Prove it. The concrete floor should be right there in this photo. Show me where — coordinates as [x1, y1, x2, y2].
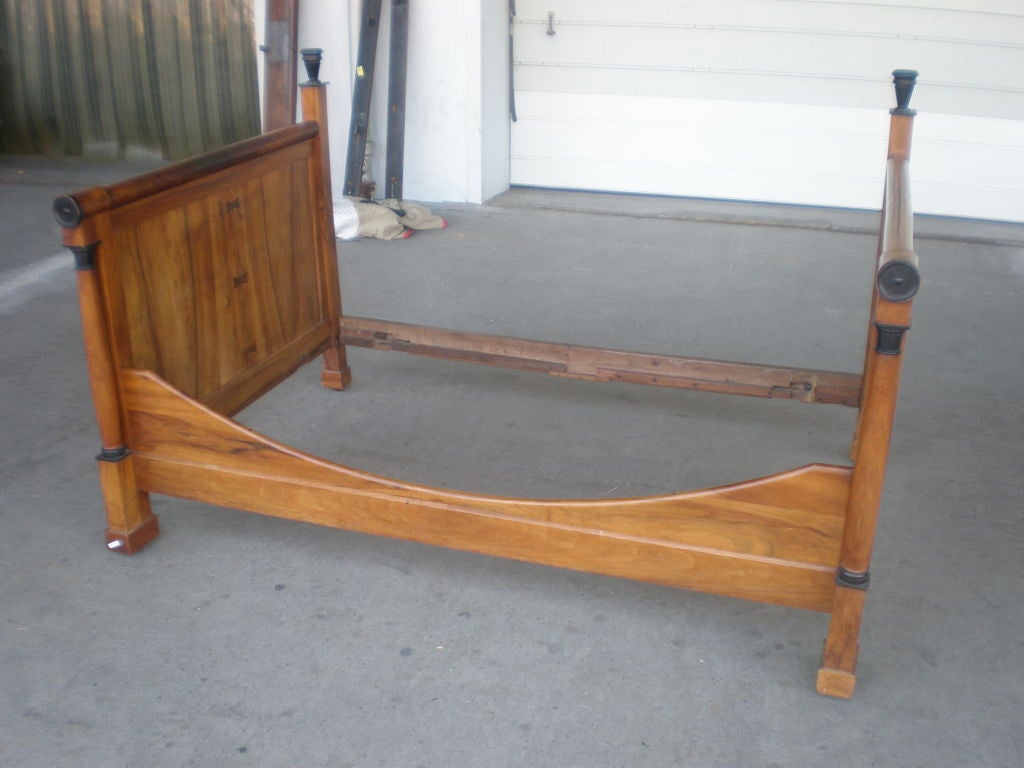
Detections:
[1, 155, 1022, 767]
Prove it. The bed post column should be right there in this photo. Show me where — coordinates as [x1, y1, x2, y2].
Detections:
[818, 70, 919, 698]
[301, 47, 353, 390]
[58, 222, 159, 554]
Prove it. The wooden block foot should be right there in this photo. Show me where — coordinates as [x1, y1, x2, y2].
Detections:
[321, 365, 352, 390]
[818, 584, 866, 698]
[320, 345, 352, 390]
[816, 667, 857, 699]
[104, 514, 160, 555]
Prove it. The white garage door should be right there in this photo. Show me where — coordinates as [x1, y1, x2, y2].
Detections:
[510, 0, 1024, 222]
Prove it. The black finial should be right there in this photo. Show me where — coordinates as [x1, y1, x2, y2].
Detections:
[891, 69, 918, 116]
[53, 194, 84, 228]
[877, 259, 920, 302]
[301, 48, 323, 84]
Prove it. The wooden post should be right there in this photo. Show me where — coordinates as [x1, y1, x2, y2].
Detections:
[64, 228, 158, 554]
[818, 70, 919, 697]
[850, 70, 917, 460]
[262, 0, 300, 131]
[300, 49, 353, 390]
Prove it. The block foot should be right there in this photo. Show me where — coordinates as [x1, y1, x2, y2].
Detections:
[321, 365, 352, 390]
[104, 514, 160, 555]
[818, 583, 865, 697]
[320, 344, 352, 390]
[817, 667, 857, 699]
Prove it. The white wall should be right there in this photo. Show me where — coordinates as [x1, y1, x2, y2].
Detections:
[294, 0, 359, 196]
[385, 0, 510, 203]
[253, 0, 510, 204]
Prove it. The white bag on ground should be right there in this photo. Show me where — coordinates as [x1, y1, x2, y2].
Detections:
[332, 196, 360, 240]
[333, 196, 446, 240]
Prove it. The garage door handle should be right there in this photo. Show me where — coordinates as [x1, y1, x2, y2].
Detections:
[546, 11, 556, 36]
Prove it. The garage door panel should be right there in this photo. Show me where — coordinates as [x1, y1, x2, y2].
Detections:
[519, 0, 1024, 41]
[512, 111, 884, 179]
[516, 67, 1024, 122]
[913, 113, 1024, 219]
[512, 1, 1024, 221]
[517, 24, 1024, 119]
[512, 155, 885, 210]
[515, 66, 890, 111]
[512, 93, 888, 209]
[515, 91, 887, 135]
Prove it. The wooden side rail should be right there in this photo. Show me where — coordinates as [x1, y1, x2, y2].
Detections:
[123, 368, 850, 613]
[340, 316, 863, 406]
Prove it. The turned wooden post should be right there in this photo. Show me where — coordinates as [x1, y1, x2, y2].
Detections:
[300, 48, 353, 390]
[818, 70, 920, 698]
[58, 221, 159, 554]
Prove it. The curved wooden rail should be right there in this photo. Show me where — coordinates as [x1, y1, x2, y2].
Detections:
[122, 369, 850, 613]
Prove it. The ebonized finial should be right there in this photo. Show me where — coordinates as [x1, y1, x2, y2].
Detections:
[877, 259, 920, 302]
[301, 48, 323, 84]
[53, 194, 84, 228]
[891, 69, 919, 116]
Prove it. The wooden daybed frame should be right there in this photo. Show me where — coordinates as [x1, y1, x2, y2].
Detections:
[56, 53, 922, 698]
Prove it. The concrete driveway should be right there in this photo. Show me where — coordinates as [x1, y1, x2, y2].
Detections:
[2, 154, 1022, 767]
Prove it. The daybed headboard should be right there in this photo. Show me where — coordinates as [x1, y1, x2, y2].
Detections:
[55, 81, 342, 417]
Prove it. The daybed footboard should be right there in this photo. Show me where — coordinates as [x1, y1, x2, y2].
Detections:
[57, 56, 923, 698]
[123, 368, 849, 612]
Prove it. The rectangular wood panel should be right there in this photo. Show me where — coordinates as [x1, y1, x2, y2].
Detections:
[95, 140, 331, 412]
[259, 160, 323, 339]
[132, 207, 198, 395]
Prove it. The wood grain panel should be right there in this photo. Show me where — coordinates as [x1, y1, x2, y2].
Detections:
[132, 206, 198, 394]
[104, 225, 159, 374]
[259, 160, 322, 339]
[147, 144, 312, 224]
[198, 323, 333, 416]
[93, 139, 330, 414]
[138, 455, 837, 611]
[220, 176, 288, 364]
[64, 124, 317, 222]
[183, 194, 227, 395]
